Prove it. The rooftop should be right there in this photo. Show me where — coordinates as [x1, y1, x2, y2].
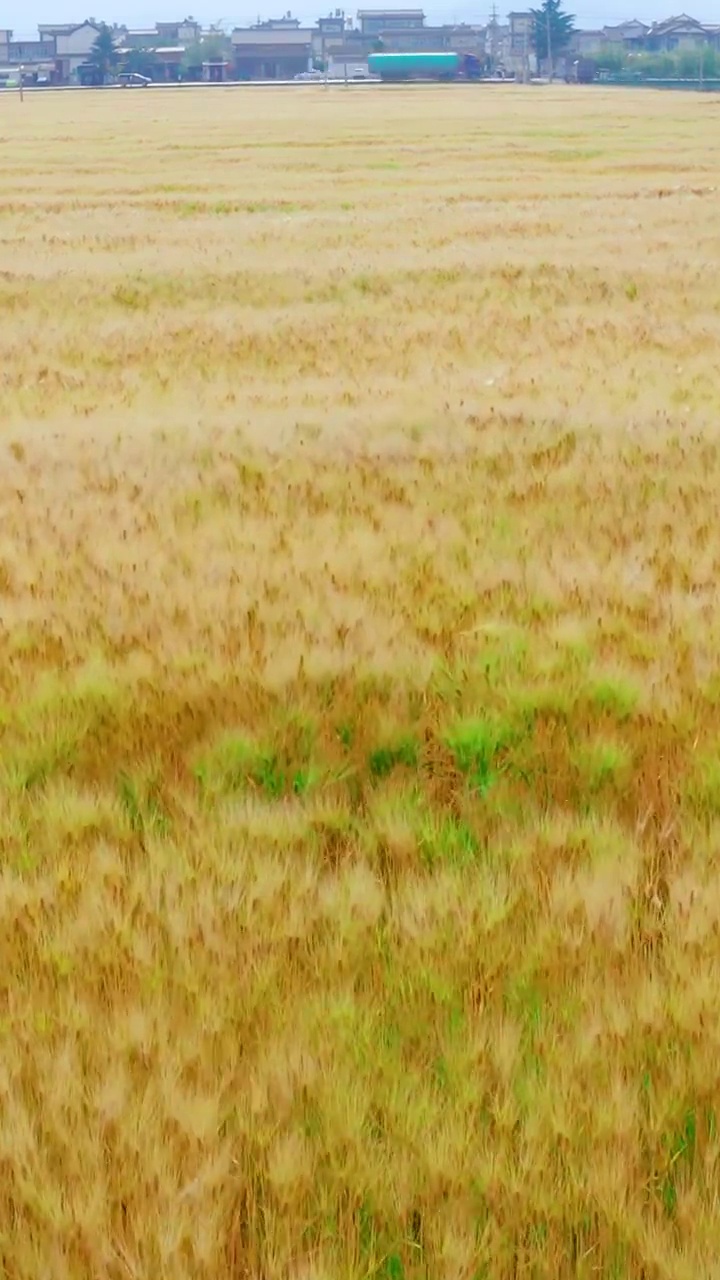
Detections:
[646, 12, 706, 32]
[231, 25, 312, 41]
[38, 20, 99, 32]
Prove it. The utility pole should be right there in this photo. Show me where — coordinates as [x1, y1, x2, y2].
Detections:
[19, 64, 24, 101]
[699, 45, 704, 92]
[489, 3, 498, 70]
[546, 5, 552, 81]
[523, 22, 529, 82]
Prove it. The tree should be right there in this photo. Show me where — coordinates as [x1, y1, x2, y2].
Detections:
[123, 47, 156, 78]
[180, 34, 228, 78]
[88, 23, 119, 81]
[530, 0, 574, 76]
[595, 43, 626, 74]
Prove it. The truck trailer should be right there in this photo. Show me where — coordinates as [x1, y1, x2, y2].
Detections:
[367, 52, 482, 81]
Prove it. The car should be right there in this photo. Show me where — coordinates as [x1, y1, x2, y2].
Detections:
[117, 72, 152, 87]
[294, 69, 324, 81]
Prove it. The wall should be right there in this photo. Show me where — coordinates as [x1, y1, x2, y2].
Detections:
[328, 54, 369, 75]
[56, 24, 100, 56]
[8, 41, 56, 62]
[233, 45, 311, 78]
[573, 31, 607, 55]
[360, 14, 424, 34]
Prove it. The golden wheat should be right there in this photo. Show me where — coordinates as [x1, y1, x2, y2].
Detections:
[2, 83, 720, 1278]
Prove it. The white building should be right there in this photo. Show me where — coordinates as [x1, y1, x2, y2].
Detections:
[38, 21, 102, 79]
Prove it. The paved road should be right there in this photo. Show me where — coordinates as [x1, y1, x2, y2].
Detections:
[0, 78, 514, 94]
[0, 80, 375, 94]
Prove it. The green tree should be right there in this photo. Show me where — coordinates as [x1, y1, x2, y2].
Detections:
[180, 34, 228, 78]
[88, 23, 119, 81]
[595, 43, 626, 73]
[530, 0, 574, 76]
[122, 47, 156, 78]
[677, 45, 715, 78]
[634, 51, 676, 78]
[87, 23, 118, 81]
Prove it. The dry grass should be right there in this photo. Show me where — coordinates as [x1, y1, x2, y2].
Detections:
[2, 83, 720, 1278]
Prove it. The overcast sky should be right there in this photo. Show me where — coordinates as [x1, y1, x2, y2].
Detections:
[6, 1, 716, 37]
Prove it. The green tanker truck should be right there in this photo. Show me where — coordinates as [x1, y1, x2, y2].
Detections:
[367, 52, 482, 81]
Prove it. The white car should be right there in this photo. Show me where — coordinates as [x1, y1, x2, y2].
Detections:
[294, 69, 324, 81]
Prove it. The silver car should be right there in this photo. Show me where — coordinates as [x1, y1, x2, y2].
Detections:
[117, 72, 152, 87]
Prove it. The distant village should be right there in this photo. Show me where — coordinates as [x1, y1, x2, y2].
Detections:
[1, 10, 718, 86]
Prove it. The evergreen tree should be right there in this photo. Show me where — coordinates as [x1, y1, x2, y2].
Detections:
[88, 23, 119, 81]
[530, 0, 575, 75]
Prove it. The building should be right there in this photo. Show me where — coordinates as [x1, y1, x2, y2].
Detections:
[383, 23, 475, 51]
[0, 32, 56, 73]
[317, 13, 346, 35]
[114, 19, 232, 80]
[601, 18, 649, 48]
[357, 8, 425, 36]
[37, 20, 102, 80]
[325, 27, 376, 74]
[327, 50, 369, 74]
[349, 8, 484, 58]
[254, 13, 303, 27]
[231, 23, 313, 78]
[7, 38, 56, 62]
[156, 17, 200, 42]
[505, 11, 533, 75]
[202, 56, 231, 80]
[1, 20, 101, 81]
[121, 18, 201, 49]
[152, 45, 186, 77]
[565, 14, 720, 64]
[643, 13, 715, 50]
[508, 12, 531, 54]
[448, 24, 487, 54]
[122, 28, 161, 49]
[15, 7, 720, 88]
[56, 22, 104, 80]
[313, 12, 350, 62]
[493, 21, 509, 61]
[571, 29, 609, 55]
[4, 35, 58, 81]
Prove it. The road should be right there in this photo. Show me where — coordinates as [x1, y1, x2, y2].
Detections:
[0, 77, 515, 94]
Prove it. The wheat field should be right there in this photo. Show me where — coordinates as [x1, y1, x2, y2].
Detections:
[2, 82, 720, 1278]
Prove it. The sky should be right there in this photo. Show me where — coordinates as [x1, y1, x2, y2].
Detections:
[5, 0, 717, 37]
